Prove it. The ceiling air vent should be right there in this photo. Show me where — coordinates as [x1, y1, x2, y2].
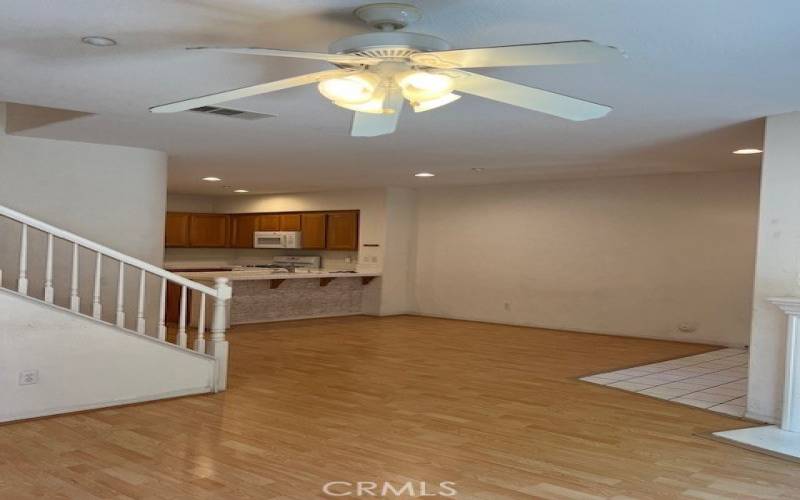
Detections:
[189, 106, 275, 120]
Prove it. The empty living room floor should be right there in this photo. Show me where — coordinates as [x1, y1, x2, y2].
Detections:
[2, 315, 799, 499]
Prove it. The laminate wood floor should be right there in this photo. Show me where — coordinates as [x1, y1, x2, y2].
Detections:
[2, 315, 799, 499]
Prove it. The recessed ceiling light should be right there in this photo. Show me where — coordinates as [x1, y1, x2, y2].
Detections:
[234, 189, 249, 193]
[732, 148, 762, 155]
[414, 172, 435, 177]
[472, 167, 484, 172]
[81, 36, 117, 47]
[202, 177, 221, 182]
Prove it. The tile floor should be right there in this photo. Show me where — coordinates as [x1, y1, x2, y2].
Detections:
[580, 347, 749, 417]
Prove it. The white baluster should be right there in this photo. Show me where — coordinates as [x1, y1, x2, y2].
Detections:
[136, 269, 146, 334]
[194, 293, 206, 353]
[158, 277, 167, 341]
[116, 261, 125, 328]
[17, 223, 28, 294]
[43, 233, 54, 303]
[209, 277, 231, 391]
[178, 285, 187, 348]
[92, 253, 102, 319]
[70, 243, 80, 312]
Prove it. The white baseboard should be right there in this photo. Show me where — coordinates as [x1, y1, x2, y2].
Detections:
[0, 386, 213, 424]
[407, 312, 746, 347]
[745, 409, 780, 425]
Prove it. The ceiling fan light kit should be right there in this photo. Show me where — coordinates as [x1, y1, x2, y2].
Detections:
[151, 2, 624, 137]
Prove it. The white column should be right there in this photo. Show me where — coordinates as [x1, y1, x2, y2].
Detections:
[17, 223, 28, 294]
[70, 243, 80, 312]
[92, 252, 102, 319]
[43, 233, 54, 303]
[115, 261, 125, 328]
[209, 277, 231, 391]
[748, 112, 800, 423]
[768, 298, 800, 432]
[136, 269, 146, 334]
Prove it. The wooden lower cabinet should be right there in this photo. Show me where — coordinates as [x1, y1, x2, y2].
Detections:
[165, 281, 188, 325]
[301, 213, 326, 249]
[326, 212, 359, 250]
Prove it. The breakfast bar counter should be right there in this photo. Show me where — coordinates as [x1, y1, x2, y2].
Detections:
[176, 269, 381, 325]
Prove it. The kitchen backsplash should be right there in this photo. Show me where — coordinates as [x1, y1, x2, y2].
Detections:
[164, 247, 360, 271]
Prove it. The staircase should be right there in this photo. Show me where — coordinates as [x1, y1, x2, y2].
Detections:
[0, 204, 231, 422]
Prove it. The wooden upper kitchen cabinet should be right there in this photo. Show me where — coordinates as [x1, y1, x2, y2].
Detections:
[188, 214, 229, 247]
[257, 214, 280, 231]
[165, 213, 190, 247]
[230, 214, 261, 248]
[326, 211, 359, 250]
[279, 214, 302, 231]
[301, 213, 326, 249]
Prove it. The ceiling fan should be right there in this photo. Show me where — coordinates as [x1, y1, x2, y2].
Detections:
[150, 3, 624, 137]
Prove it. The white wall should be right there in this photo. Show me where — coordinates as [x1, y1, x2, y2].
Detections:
[0, 289, 215, 422]
[413, 170, 760, 346]
[380, 187, 417, 315]
[747, 112, 800, 424]
[0, 102, 168, 327]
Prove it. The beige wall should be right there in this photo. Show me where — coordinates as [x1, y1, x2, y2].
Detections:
[747, 112, 800, 424]
[412, 170, 760, 346]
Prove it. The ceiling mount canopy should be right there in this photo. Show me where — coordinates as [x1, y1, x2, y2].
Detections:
[150, 3, 625, 138]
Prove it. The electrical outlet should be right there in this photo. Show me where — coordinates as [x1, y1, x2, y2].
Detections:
[19, 369, 39, 386]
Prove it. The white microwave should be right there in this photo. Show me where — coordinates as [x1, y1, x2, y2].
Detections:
[253, 231, 302, 249]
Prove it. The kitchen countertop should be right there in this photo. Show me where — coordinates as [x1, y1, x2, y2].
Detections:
[176, 269, 381, 282]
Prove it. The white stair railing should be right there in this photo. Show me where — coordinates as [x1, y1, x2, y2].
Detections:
[0, 204, 232, 391]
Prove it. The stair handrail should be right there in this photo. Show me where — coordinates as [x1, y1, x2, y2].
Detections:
[0, 203, 231, 391]
[0, 204, 217, 296]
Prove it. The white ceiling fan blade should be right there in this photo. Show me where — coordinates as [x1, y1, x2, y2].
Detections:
[350, 87, 404, 137]
[188, 47, 383, 66]
[453, 71, 611, 121]
[411, 40, 623, 69]
[150, 69, 355, 113]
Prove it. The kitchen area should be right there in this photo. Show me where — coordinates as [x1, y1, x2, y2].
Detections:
[163, 209, 382, 325]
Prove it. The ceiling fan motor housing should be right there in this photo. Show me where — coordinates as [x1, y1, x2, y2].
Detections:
[329, 32, 450, 60]
[353, 3, 422, 31]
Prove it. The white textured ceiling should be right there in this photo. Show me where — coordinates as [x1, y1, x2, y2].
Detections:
[1, 0, 795, 194]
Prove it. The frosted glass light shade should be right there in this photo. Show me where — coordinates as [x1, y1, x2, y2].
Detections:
[396, 71, 454, 102]
[412, 93, 461, 113]
[318, 73, 380, 104]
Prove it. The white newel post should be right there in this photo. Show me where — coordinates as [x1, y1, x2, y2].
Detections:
[767, 297, 800, 432]
[209, 277, 231, 391]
